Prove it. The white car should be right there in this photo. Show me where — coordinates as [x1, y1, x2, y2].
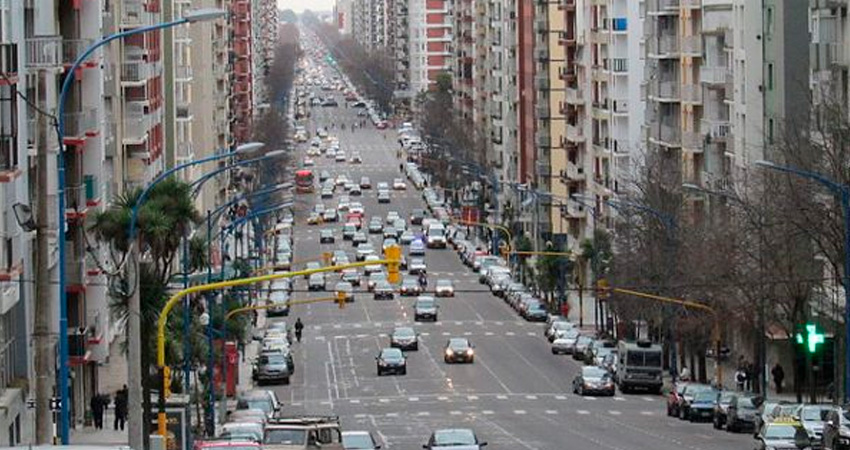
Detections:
[364, 255, 383, 274]
[376, 182, 390, 191]
[335, 152, 347, 162]
[393, 178, 407, 190]
[349, 202, 365, 215]
[386, 211, 401, 224]
[303, 158, 315, 166]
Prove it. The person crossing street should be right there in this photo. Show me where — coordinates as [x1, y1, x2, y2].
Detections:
[295, 317, 304, 343]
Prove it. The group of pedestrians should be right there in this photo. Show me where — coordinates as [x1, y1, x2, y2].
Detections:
[88, 385, 128, 431]
[731, 358, 786, 394]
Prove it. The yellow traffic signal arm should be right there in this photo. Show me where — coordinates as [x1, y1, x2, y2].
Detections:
[155, 257, 397, 437]
[455, 219, 513, 253]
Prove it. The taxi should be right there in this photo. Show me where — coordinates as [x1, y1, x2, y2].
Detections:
[754, 417, 812, 450]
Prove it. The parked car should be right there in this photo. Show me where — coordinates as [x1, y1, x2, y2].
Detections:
[254, 352, 291, 385]
[823, 406, 850, 450]
[713, 391, 736, 429]
[342, 431, 381, 450]
[725, 393, 761, 433]
[423, 429, 486, 450]
[681, 390, 718, 422]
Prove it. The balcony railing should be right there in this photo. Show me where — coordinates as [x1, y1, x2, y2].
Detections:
[84, 175, 99, 203]
[122, 0, 147, 27]
[653, 125, 681, 146]
[565, 87, 584, 104]
[700, 66, 728, 85]
[122, 61, 151, 83]
[63, 108, 97, 137]
[25, 36, 62, 68]
[701, 118, 731, 142]
[123, 113, 151, 142]
[566, 124, 585, 142]
[175, 65, 193, 80]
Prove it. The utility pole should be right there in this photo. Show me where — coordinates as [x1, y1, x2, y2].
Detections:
[127, 247, 143, 450]
[33, 71, 55, 444]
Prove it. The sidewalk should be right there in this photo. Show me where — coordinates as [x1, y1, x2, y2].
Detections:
[70, 337, 130, 446]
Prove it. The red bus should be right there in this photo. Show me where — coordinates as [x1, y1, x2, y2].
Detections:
[295, 170, 315, 194]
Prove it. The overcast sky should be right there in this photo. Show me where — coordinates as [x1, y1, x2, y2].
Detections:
[278, 0, 332, 13]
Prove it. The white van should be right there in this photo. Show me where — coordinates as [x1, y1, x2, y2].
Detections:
[426, 224, 447, 249]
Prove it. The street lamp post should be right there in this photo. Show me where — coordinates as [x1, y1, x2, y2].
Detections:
[755, 160, 850, 404]
[55, 9, 226, 446]
[190, 149, 286, 196]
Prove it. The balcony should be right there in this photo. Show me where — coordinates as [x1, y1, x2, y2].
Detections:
[651, 125, 681, 147]
[648, 35, 679, 58]
[562, 161, 585, 181]
[536, 47, 549, 61]
[65, 184, 88, 220]
[564, 87, 584, 106]
[536, 103, 550, 119]
[122, 0, 148, 27]
[63, 108, 98, 140]
[25, 36, 62, 68]
[700, 66, 728, 86]
[611, 99, 629, 114]
[701, 118, 730, 142]
[535, 74, 550, 90]
[0, 134, 18, 172]
[176, 103, 192, 121]
[123, 112, 151, 144]
[0, 44, 18, 84]
[651, 81, 680, 102]
[121, 61, 152, 85]
[566, 124, 585, 142]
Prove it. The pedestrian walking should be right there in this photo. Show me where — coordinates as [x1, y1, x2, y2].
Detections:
[771, 363, 785, 394]
[735, 368, 747, 392]
[90, 393, 105, 429]
[744, 361, 754, 391]
[114, 385, 128, 431]
[295, 317, 304, 343]
[679, 366, 692, 382]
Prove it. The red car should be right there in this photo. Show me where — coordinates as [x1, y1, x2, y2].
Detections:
[345, 212, 363, 229]
[376, 121, 389, 129]
[194, 440, 261, 450]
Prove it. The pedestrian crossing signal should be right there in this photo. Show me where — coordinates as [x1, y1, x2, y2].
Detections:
[163, 366, 172, 398]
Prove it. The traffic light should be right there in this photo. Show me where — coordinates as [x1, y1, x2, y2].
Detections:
[596, 279, 611, 299]
[163, 366, 172, 398]
[795, 323, 825, 354]
[386, 245, 401, 284]
[336, 290, 346, 309]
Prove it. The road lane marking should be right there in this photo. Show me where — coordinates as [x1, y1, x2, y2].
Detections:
[584, 396, 597, 400]
[497, 395, 508, 400]
[482, 410, 494, 415]
[614, 396, 626, 401]
[514, 410, 527, 415]
[577, 410, 590, 415]
[349, 399, 360, 404]
[545, 410, 558, 415]
[475, 321, 483, 326]
[506, 332, 515, 336]
[450, 411, 462, 415]
[525, 395, 538, 400]
[379, 398, 390, 403]
[385, 413, 399, 418]
[408, 397, 419, 402]
[526, 332, 536, 336]
[609, 411, 622, 415]
[468, 395, 479, 400]
[438, 396, 449, 401]
[417, 412, 430, 416]
[485, 332, 494, 336]
[555, 395, 567, 400]
[442, 332, 451, 336]
[495, 321, 503, 325]
[640, 411, 655, 416]
[421, 332, 430, 336]
[354, 414, 367, 418]
[642, 397, 655, 402]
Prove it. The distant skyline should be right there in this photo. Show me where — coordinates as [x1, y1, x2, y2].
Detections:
[278, 0, 333, 13]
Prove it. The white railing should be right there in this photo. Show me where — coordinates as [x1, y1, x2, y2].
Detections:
[25, 36, 62, 67]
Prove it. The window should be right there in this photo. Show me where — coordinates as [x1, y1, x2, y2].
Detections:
[765, 7, 774, 37]
[768, 118, 774, 144]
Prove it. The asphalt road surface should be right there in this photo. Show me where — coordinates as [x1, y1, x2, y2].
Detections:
[261, 89, 752, 450]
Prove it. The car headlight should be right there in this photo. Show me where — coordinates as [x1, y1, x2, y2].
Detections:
[446, 349, 454, 356]
[467, 349, 474, 356]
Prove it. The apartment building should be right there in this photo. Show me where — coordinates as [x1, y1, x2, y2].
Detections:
[0, 0, 35, 443]
[535, 0, 573, 249]
[335, 0, 354, 35]
[232, 0, 253, 144]
[408, 0, 451, 93]
[393, 0, 410, 93]
[453, 0, 476, 121]
[253, 0, 278, 112]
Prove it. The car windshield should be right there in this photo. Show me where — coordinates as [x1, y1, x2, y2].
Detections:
[394, 328, 415, 338]
[582, 367, 608, 378]
[382, 349, 404, 360]
[417, 299, 435, 308]
[434, 429, 476, 445]
[342, 434, 375, 449]
[449, 339, 469, 350]
[764, 424, 803, 439]
[737, 396, 758, 410]
[694, 391, 717, 402]
[260, 354, 286, 365]
[265, 429, 306, 445]
[801, 406, 832, 421]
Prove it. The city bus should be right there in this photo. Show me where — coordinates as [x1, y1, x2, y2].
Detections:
[295, 169, 315, 194]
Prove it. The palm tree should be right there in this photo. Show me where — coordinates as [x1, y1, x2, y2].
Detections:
[91, 178, 200, 435]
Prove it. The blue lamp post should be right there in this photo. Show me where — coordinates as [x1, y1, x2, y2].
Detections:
[190, 149, 286, 196]
[54, 8, 226, 445]
[755, 159, 850, 404]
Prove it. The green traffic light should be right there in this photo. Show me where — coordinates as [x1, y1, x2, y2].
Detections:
[795, 323, 825, 354]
